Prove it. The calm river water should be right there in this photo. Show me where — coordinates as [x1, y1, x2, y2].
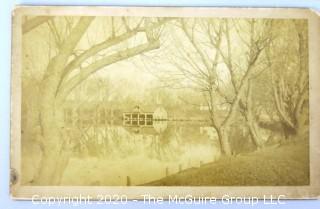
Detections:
[61, 121, 221, 186]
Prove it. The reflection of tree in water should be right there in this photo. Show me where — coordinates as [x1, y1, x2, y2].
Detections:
[147, 125, 183, 161]
[70, 124, 130, 158]
[66, 119, 186, 162]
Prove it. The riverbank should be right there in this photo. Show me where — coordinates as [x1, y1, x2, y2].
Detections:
[143, 139, 309, 186]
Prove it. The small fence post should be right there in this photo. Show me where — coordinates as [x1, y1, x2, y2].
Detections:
[126, 176, 131, 186]
[166, 167, 169, 177]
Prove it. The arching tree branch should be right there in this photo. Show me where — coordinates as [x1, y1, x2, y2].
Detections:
[57, 39, 160, 101]
[23, 16, 53, 34]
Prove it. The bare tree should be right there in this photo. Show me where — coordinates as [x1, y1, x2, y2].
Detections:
[155, 18, 273, 154]
[23, 16, 171, 185]
[268, 20, 309, 139]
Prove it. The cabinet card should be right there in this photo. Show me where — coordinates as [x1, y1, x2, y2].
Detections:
[10, 6, 320, 200]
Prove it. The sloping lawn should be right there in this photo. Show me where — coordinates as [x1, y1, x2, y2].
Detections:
[143, 139, 309, 186]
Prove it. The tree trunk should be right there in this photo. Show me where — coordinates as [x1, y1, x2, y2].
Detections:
[35, 99, 70, 185]
[52, 149, 71, 185]
[247, 121, 263, 148]
[35, 106, 64, 184]
[207, 91, 232, 156]
[216, 127, 232, 155]
[282, 121, 297, 140]
[31, 17, 95, 185]
[244, 80, 264, 148]
[34, 68, 66, 184]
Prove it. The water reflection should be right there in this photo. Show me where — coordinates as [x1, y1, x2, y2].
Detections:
[62, 121, 221, 186]
[125, 121, 168, 134]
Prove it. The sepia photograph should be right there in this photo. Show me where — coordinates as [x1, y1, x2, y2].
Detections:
[10, 6, 320, 199]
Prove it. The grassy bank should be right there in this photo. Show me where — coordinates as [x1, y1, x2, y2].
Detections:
[143, 139, 309, 186]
